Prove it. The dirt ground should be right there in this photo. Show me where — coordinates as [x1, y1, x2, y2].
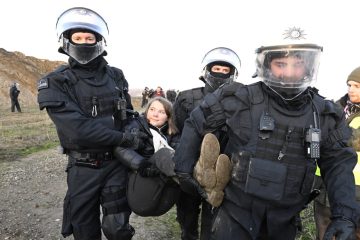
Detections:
[0, 148, 180, 240]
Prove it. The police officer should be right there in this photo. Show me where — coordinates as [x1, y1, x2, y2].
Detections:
[9, 82, 21, 112]
[314, 66, 360, 239]
[173, 27, 359, 240]
[173, 47, 241, 240]
[37, 7, 141, 240]
[166, 89, 177, 103]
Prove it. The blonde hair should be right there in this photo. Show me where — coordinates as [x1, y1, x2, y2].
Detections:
[144, 97, 178, 135]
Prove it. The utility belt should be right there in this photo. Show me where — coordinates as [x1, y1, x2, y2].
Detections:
[68, 150, 113, 169]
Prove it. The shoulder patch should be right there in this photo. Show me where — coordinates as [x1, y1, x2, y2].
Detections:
[37, 78, 49, 90]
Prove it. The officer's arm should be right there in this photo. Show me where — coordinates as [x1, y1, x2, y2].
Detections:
[173, 92, 188, 132]
[319, 120, 359, 225]
[38, 78, 125, 148]
[174, 90, 226, 173]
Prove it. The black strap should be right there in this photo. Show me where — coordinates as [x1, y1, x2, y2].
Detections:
[68, 151, 113, 161]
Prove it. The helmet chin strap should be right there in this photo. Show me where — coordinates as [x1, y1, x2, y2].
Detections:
[267, 85, 306, 101]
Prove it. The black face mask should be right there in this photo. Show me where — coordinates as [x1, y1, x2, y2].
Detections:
[204, 71, 233, 90]
[204, 62, 235, 91]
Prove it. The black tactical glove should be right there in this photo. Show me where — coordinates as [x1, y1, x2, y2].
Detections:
[323, 217, 356, 240]
[176, 172, 208, 199]
[119, 129, 147, 150]
[138, 162, 161, 177]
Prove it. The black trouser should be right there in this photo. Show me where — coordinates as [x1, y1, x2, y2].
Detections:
[176, 191, 214, 240]
[11, 99, 21, 112]
[211, 207, 297, 240]
[62, 157, 134, 240]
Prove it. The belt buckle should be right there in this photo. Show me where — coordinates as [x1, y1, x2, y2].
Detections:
[103, 152, 112, 161]
[75, 158, 101, 169]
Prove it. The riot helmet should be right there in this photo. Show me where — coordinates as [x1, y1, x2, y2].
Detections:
[56, 7, 109, 64]
[200, 47, 241, 91]
[255, 27, 323, 100]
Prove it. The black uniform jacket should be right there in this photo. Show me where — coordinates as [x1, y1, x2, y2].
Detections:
[37, 57, 132, 152]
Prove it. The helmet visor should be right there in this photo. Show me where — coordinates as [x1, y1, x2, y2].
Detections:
[62, 37, 105, 64]
[257, 46, 322, 91]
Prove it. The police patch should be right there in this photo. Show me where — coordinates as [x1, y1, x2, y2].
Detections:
[38, 78, 49, 90]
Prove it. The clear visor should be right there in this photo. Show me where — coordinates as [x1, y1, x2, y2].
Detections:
[256, 47, 322, 91]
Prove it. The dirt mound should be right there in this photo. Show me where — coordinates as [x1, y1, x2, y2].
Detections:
[0, 48, 64, 108]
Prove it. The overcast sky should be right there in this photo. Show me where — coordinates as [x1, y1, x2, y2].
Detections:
[1, 0, 359, 100]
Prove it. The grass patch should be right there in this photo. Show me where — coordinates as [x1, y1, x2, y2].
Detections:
[19, 141, 59, 156]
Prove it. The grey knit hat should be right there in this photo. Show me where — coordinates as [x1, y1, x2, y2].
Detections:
[347, 66, 360, 83]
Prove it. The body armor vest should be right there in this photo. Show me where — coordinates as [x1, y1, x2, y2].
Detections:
[224, 83, 328, 206]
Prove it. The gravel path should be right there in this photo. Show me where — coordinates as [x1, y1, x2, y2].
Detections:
[0, 148, 180, 240]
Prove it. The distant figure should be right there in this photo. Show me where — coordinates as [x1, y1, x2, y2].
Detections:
[151, 86, 165, 98]
[9, 82, 21, 112]
[141, 86, 150, 108]
[166, 89, 177, 103]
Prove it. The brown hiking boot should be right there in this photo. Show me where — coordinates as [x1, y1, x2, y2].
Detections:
[193, 133, 220, 189]
[193, 134, 232, 207]
[214, 154, 231, 191]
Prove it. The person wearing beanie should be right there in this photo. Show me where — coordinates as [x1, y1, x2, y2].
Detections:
[314, 66, 360, 240]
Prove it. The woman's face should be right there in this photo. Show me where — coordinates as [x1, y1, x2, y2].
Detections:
[147, 100, 168, 127]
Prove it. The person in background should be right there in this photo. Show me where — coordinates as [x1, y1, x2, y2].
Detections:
[314, 66, 360, 240]
[166, 89, 177, 103]
[173, 27, 359, 240]
[141, 86, 150, 108]
[173, 47, 242, 240]
[151, 86, 165, 98]
[37, 7, 143, 240]
[9, 82, 21, 112]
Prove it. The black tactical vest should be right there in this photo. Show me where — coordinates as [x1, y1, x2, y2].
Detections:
[39, 65, 128, 150]
[223, 83, 333, 206]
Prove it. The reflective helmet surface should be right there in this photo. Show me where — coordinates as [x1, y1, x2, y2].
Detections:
[56, 7, 109, 64]
[201, 47, 241, 90]
[255, 27, 323, 100]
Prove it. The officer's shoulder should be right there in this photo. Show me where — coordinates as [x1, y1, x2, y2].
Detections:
[42, 64, 69, 79]
[311, 90, 343, 117]
[177, 87, 203, 99]
[37, 64, 69, 91]
[107, 65, 124, 75]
